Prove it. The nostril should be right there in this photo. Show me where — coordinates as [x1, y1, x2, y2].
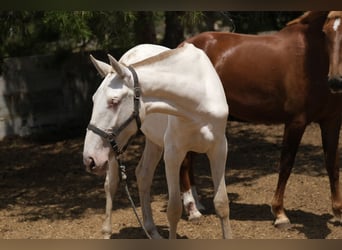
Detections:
[84, 156, 96, 170]
[88, 157, 96, 169]
[328, 77, 342, 92]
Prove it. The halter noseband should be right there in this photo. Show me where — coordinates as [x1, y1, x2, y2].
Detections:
[87, 66, 141, 156]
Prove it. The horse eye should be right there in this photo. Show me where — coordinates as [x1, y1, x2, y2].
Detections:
[108, 98, 120, 109]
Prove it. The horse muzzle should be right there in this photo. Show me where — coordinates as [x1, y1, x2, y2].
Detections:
[83, 156, 108, 176]
[328, 76, 342, 93]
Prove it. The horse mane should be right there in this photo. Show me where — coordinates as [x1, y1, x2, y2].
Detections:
[286, 11, 329, 26]
[131, 46, 185, 68]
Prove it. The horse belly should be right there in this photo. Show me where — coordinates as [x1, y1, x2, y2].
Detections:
[218, 49, 298, 123]
[220, 63, 291, 123]
[228, 98, 289, 123]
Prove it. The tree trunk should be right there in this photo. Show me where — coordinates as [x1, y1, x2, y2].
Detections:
[162, 11, 185, 48]
[134, 11, 157, 44]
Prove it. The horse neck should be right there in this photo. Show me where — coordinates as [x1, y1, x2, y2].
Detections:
[281, 12, 329, 77]
[305, 14, 330, 72]
[300, 12, 342, 113]
[134, 48, 226, 118]
[283, 11, 328, 36]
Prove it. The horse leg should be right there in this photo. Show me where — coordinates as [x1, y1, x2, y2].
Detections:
[164, 145, 185, 239]
[207, 137, 232, 239]
[186, 152, 206, 212]
[271, 119, 306, 228]
[135, 139, 164, 239]
[319, 116, 342, 220]
[180, 152, 203, 220]
[191, 185, 206, 211]
[102, 158, 120, 239]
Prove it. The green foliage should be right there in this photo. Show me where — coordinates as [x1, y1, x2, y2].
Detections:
[0, 11, 138, 58]
[0, 11, 304, 59]
[228, 11, 303, 34]
[0, 11, 43, 57]
[42, 11, 92, 44]
[179, 11, 204, 26]
[87, 11, 136, 50]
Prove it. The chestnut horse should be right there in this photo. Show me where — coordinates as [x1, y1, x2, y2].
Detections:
[180, 11, 342, 227]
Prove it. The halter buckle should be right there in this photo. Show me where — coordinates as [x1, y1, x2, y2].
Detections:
[109, 138, 120, 153]
[134, 86, 141, 99]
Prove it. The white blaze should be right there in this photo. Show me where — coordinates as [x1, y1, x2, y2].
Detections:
[333, 18, 341, 31]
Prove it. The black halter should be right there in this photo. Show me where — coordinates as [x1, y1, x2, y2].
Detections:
[87, 66, 141, 156]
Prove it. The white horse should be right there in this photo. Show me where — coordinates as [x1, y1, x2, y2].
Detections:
[83, 43, 232, 239]
[87, 44, 204, 239]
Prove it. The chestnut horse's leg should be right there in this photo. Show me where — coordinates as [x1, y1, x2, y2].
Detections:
[319, 116, 342, 220]
[180, 152, 194, 192]
[180, 152, 204, 220]
[271, 118, 306, 227]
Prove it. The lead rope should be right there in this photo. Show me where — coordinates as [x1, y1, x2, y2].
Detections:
[118, 159, 153, 239]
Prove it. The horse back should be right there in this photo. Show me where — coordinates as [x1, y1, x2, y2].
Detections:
[184, 31, 332, 123]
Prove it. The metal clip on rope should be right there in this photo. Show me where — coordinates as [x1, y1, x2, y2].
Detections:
[119, 161, 152, 239]
[119, 164, 127, 181]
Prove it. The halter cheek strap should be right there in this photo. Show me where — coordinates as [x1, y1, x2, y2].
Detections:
[87, 66, 141, 156]
[129, 66, 142, 129]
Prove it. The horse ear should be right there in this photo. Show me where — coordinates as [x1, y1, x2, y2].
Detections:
[107, 54, 131, 79]
[90, 54, 112, 78]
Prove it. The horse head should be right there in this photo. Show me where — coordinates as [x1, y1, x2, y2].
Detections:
[83, 55, 142, 175]
[323, 11, 342, 92]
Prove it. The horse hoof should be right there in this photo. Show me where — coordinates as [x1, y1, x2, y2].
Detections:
[103, 233, 111, 239]
[273, 217, 292, 229]
[188, 210, 202, 221]
[332, 207, 342, 220]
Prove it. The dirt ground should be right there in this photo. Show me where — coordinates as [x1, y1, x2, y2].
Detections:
[1, 120, 342, 239]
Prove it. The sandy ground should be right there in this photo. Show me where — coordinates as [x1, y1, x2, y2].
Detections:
[1, 121, 342, 239]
